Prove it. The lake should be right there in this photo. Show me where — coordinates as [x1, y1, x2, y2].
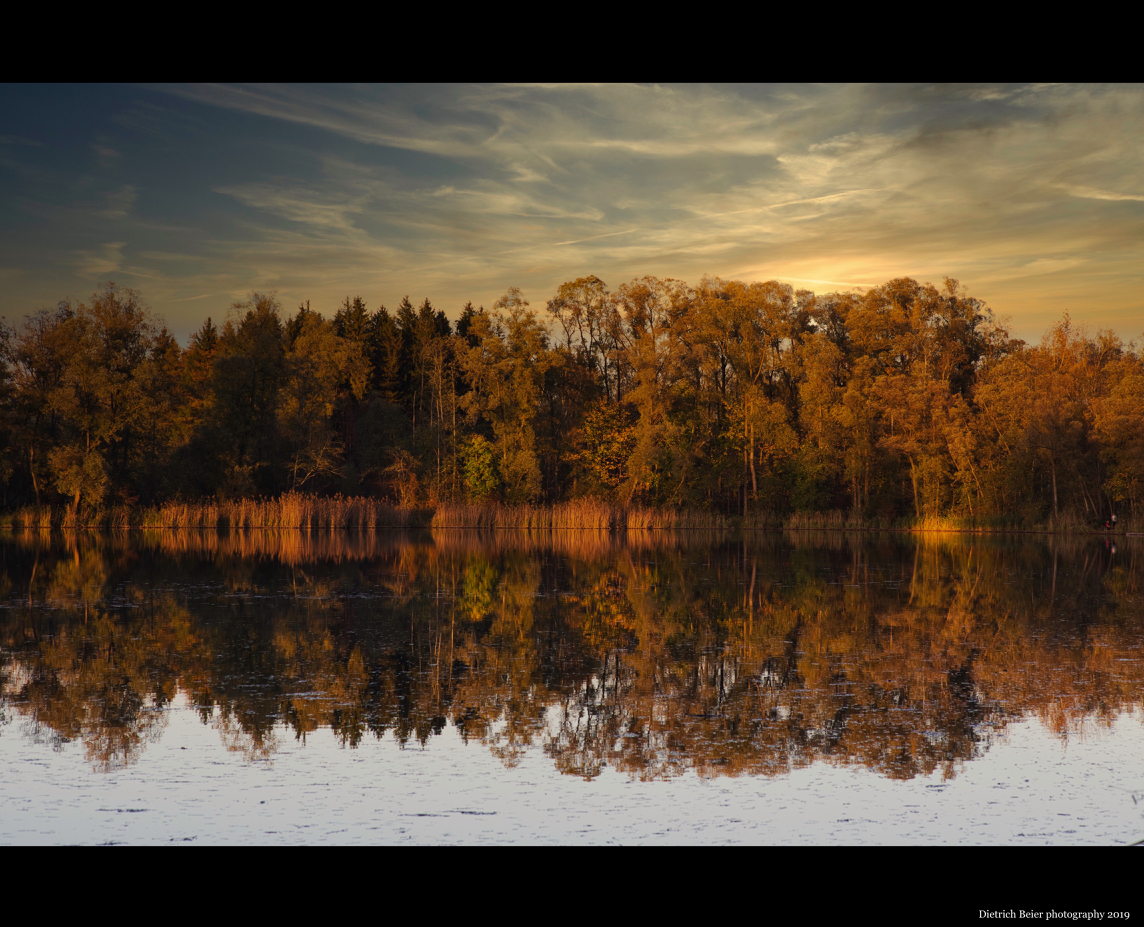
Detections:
[2, 529, 1142, 845]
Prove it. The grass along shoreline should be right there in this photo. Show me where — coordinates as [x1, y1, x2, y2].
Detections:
[0, 494, 1135, 535]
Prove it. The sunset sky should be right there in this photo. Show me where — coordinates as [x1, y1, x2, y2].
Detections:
[2, 83, 1142, 343]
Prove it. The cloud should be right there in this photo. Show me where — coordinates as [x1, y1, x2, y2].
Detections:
[1056, 183, 1144, 203]
[100, 185, 136, 219]
[989, 257, 1087, 281]
[93, 144, 120, 166]
[5, 84, 1144, 342]
[76, 242, 125, 279]
[215, 182, 366, 233]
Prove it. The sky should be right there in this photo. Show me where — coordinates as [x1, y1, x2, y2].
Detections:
[1, 83, 1142, 344]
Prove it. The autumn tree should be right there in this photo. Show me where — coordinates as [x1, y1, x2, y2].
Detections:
[2, 285, 165, 514]
[458, 289, 556, 503]
[206, 293, 287, 497]
[1095, 351, 1144, 519]
[613, 277, 694, 505]
[279, 307, 369, 489]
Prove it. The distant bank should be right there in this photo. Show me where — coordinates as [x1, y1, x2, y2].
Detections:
[0, 494, 1135, 535]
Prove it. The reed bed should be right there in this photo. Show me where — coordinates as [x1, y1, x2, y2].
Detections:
[897, 513, 1023, 532]
[1, 524, 736, 566]
[431, 499, 617, 530]
[3, 518, 1136, 568]
[431, 501, 733, 530]
[3, 495, 1138, 535]
[196, 494, 423, 529]
[624, 507, 729, 530]
[431, 526, 731, 557]
[741, 510, 786, 530]
[430, 527, 620, 558]
[7, 494, 425, 529]
[12, 505, 53, 529]
[889, 511, 1135, 533]
[784, 510, 886, 530]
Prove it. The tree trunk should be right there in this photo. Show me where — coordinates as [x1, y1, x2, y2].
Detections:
[1051, 456, 1059, 521]
[742, 407, 748, 516]
[908, 456, 920, 519]
[748, 423, 758, 499]
[30, 446, 40, 505]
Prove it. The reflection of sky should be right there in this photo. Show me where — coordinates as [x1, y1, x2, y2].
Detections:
[2, 84, 1143, 343]
[1, 692, 1141, 845]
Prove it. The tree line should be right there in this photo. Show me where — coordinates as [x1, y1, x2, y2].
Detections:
[2, 274, 1142, 525]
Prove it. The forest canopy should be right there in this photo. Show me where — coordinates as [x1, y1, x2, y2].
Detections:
[2, 275, 1141, 526]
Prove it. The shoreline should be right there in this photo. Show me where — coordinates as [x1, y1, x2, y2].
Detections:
[0, 523, 1136, 537]
[0, 494, 1133, 536]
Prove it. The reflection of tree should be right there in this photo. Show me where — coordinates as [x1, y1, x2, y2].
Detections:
[2, 531, 1143, 780]
[0, 589, 187, 770]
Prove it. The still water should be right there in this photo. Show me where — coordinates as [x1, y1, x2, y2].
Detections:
[1, 529, 1142, 845]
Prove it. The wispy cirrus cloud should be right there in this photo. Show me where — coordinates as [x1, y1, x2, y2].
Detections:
[1055, 183, 1144, 203]
[76, 241, 126, 279]
[2, 84, 1143, 341]
[100, 185, 136, 219]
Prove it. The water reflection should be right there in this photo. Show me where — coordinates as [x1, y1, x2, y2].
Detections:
[1, 529, 1140, 779]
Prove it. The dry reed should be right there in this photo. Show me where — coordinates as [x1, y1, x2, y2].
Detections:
[2, 494, 1137, 535]
[13, 505, 54, 529]
[785, 510, 879, 530]
[624, 506, 729, 530]
[431, 499, 617, 530]
[206, 493, 422, 529]
[8, 494, 423, 530]
[431, 501, 734, 531]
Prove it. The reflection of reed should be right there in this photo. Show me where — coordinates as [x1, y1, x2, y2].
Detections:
[430, 528, 615, 557]
[782, 527, 868, 551]
[3, 525, 743, 565]
[429, 527, 732, 557]
[430, 501, 733, 530]
[145, 527, 737, 563]
[142, 529, 416, 565]
[5, 524, 1139, 571]
[3, 525, 1139, 576]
